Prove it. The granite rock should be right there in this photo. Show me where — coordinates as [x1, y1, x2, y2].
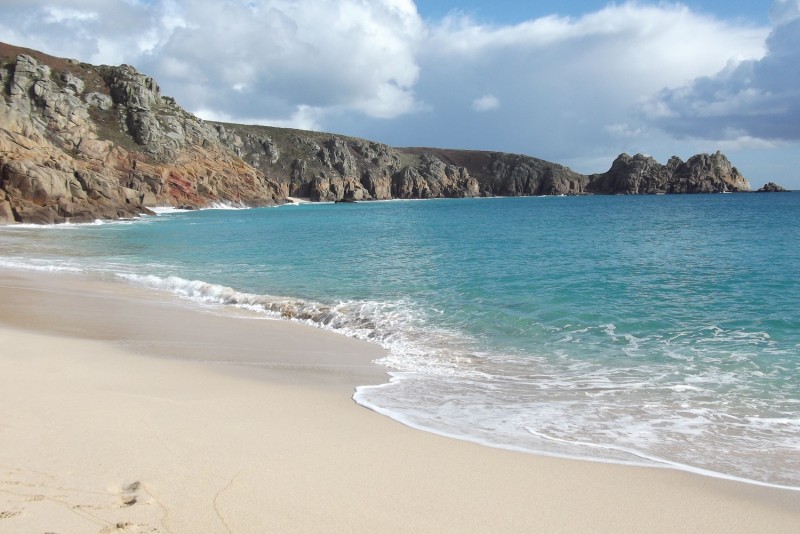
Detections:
[756, 182, 789, 192]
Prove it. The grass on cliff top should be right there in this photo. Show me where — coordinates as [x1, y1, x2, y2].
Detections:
[0, 41, 110, 97]
[211, 121, 358, 145]
[210, 120, 422, 170]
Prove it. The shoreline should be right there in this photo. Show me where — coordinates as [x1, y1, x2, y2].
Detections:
[2, 268, 800, 532]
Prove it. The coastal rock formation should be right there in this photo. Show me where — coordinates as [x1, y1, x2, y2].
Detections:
[0, 43, 283, 223]
[756, 182, 789, 192]
[586, 152, 750, 194]
[213, 124, 480, 202]
[397, 149, 589, 196]
[0, 41, 754, 224]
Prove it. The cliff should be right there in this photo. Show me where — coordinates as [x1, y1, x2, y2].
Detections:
[0, 42, 752, 224]
[0, 43, 284, 224]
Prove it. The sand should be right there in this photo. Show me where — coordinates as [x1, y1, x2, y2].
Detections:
[1, 269, 799, 533]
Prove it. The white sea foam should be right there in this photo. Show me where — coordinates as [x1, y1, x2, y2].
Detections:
[355, 316, 800, 490]
[0, 258, 84, 273]
[149, 206, 192, 215]
[206, 202, 249, 210]
[284, 197, 311, 205]
[115, 273, 499, 389]
[0, 220, 106, 229]
[147, 203, 250, 215]
[116, 273, 425, 346]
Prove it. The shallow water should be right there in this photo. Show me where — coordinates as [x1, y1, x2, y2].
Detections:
[2, 193, 798, 488]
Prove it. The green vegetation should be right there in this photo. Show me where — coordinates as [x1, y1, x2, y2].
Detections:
[87, 105, 142, 154]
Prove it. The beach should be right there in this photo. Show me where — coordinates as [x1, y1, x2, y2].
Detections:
[1, 268, 799, 533]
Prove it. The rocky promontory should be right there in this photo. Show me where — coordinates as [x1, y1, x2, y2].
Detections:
[1, 42, 753, 224]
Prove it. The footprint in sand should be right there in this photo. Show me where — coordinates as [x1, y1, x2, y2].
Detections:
[0, 510, 22, 519]
[118, 481, 141, 508]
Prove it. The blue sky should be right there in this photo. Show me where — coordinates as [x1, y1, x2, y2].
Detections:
[414, 1, 771, 24]
[1, 1, 798, 188]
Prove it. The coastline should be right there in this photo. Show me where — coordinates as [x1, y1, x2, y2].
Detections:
[1, 269, 799, 533]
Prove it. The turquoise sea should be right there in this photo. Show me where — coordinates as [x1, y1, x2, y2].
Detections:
[1, 193, 798, 489]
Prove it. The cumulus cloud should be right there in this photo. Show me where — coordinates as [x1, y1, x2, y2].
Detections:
[41, 7, 99, 24]
[644, 1, 800, 141]
[0, 1, 163, 64]
[0, 0, 424, 123]
[604, 123, 643, 139]
[770, 0, 800, 23]
[195, 104, 325, 131]
[398, 2, 767, 165]
[472, 94, 500, 112]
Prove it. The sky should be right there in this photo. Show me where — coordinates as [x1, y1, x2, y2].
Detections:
[1, 1, 798, 189]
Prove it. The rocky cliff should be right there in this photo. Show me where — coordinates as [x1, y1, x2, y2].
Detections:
[1, 42, 752, 224]
[0, 43, 286, 224]
[212, 123, 481, 202]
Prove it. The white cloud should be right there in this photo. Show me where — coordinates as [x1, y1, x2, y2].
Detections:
[149, 0, 424, 121]
[0, 0, 423, 123]
[42, 7, 99, 24]
[195, 104, 325, 132]
[426, 4, 767, 87]
[644, 2, 800, 141]
[604, 123, 643, 138]
[0, 1, 164, 64]
[715, 134, 781, 151]
[472, 94, 499, 112]
[769, 0, 800, 23]
[401, 2, 768, 165]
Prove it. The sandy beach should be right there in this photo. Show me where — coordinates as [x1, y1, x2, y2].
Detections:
[1, 269, 799, 533]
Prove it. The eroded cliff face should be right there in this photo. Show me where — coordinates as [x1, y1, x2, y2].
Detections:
[212, 124, 481, 202]
[0, 42, 752, 224]
[0, 44, 283, 223]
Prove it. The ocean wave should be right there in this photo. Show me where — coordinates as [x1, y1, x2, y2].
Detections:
[206, 202, 250, 210]
[118, 273, 391, 332]
[115, 273, 479, 378]
[146, 203, 250, 216]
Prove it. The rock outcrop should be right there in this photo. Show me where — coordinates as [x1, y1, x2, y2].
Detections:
[211, 124, 480, 202]
[756, 182, 789, 192]
[586, 152, 750, 194]
[397, 149, 589, 196]
[0, 43, 283, 223]
[0, 41, 755, 224]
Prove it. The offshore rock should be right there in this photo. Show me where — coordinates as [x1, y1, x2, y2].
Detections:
[587, 152, 750, 194]
[756, 182, 789, 192]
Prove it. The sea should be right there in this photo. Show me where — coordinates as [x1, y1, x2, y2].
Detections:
[1, 193, 798, 489]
